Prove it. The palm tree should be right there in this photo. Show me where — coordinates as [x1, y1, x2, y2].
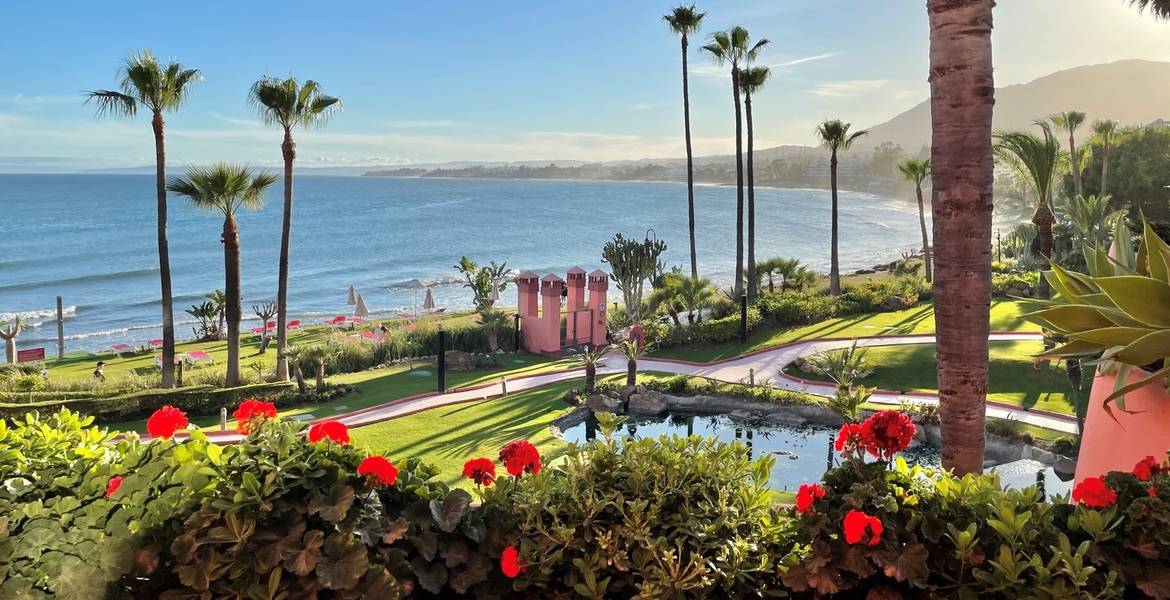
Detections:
[739, 65, 771, 301]
[167, 164, 278, 387]
[647, 273, 687, 327]
[1129, 0, 1170, 18]
[619, 340, 645, 387]
[477, 308, 510, 364]
[771, 258, 802, 292]
[928, 0, 996, 476]
[572, 345, 612, 394]
[897, 158, 933, 282]
[302, 343, 331, 390]
[1056, 194, 1124, 248]
[815, 120, 868, 296]
[1092, 119, 1118, 196]
[676, 275, 717, 324]
[206, 289, 227, 336]
[249, 76, 342, 382]
[85, 50, 201, 389]
[993, 121, 1062, 299]
[701, 27, 769, 299]
[664, 4, 706, 281]
[1051, 111, 1087, 196]
[281, 344, 308, 395]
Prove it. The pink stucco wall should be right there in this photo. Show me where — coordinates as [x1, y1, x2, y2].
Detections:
[1075, 371, 1170, 484]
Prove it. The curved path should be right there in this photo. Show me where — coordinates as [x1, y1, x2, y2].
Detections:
[191, 330, 1076, 443]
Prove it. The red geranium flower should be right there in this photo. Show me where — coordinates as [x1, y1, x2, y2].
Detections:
[843, 509, 884, 546]
[308, 420, 350, 445]
[463, 458, 497, 486]
[860, 410, 917, 460]
[1133, 456, 1165, 481]
[1151, 487, 1160, 498]
[357, 456, 398, 486]
[501, 546, 527, 578]
[499, 440, 541, 477]
[835, 423, 863, 453]
[105, 476, 122, 499]
[795, 483, 826, 514]
[146, 406, 188, 440]
[1072, 477, 1117, 508]
[233, 399, 278, 435]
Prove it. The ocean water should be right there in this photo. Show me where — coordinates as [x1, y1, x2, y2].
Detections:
[0, 175, 928, 353]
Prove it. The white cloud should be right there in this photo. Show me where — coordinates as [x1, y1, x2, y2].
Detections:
[808, 79, 923, 101]
[379, 119, 456, 128]
[771, 52, 837, 68]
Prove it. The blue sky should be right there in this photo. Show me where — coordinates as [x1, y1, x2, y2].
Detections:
[1, 0, 1168, 168]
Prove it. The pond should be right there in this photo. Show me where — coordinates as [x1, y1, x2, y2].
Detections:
[560, 412, 1072, 497]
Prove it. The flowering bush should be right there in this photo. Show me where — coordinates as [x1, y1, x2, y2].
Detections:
[232, 398, 277, 434]
[307, 419, 350, 444]
[144, 404, 187, 439]
[498, 439, 541, 476]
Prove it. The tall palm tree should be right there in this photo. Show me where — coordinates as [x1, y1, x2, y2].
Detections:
[249, 76, 342, 382]
[701, 27, 769, 299]
[664, 4, 706, 281]
[897, 158, 933, 282]
[814, 120, 868, 296]
[1129, 0, 1170, 18]
[619, 340, 645, 387]
[739, 65, 771, 301]
[477, 308, 510, 364]
[167, 164, 278, 387]
[1056, 193, 1124, 248]
[85, 50, 201, 389]
[1092, 119, 1118, 196]
[1051, 111, 1087, 196]
[928, 0, 996, 476]
[993, 120, 1062, 299]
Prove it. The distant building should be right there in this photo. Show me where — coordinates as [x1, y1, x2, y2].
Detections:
[663, 168, 687, 177]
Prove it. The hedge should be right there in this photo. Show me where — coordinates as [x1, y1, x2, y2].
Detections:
[0, 381, 296, 423]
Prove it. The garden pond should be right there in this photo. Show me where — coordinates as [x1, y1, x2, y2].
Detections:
[560, 412, 1073, 497]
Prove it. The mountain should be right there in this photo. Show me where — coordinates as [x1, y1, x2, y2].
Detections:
[860, 59, 1170, 152]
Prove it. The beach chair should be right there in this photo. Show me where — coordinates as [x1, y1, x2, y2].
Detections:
[187, 350, 215, 366]
[154, 354, 186, 368]
[325, 316, 347, 329]
[286, 320, 302, 333]
[350, 317, 369, 326]
[266, 321, 276, 333]
[109, 343, 135, 356]
[351, 330, 375, 343]
[249, 326, 266, 337]
[148, 339, 163, 349]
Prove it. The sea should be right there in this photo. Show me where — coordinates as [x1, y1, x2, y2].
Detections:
[0, 175, 929, 354]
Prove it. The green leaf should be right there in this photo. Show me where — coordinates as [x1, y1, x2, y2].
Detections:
[306, 484, 355, 523]
[1068, 327, 1158, 347]
[1095, 276, 1170, 327]
[1144, 218, 1170, 282]
[1036, 340, 1108, 360]
[1026, 306, 1116, 334]
[315, 533, 368, 591]
[1102, 362, 1170, 417]
[410, 557, 449, 594]
[449, 553, 491, 595]
[1113, 330, 1170, 366]
[280, 528, 323, 576]
[429, 489, 471, 533]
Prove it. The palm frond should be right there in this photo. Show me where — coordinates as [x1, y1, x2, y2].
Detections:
[993, 121, 1062, 207]
[663, 4, 706, 35]
[738, 65, 771, 95]
[167, 163, 275, 217]
[1129, 0, 1170, 19]
[897, 158, 931, 186]
[816, 119, 865, 152]
[249, 75, 342, 130]
[83, 90, 137, 118]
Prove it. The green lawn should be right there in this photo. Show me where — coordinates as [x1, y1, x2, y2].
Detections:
[788, 341, 1084, 416]
[651, 299, 1039, 364]
[349, 379, 580, 488]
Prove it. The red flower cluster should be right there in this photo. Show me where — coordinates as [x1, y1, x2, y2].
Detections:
[843, 509, 884, 546]
[836, 411, 917, 460]
[1133, 456, 1167, 481]
[499, 440, 541, 477]
[1072, 477, 1117, 508]
[146, 406, 188, 440]
[233, 399, 278, 434]
[795, 483, 826, 514]
[308, 420, 350, 445]
[105, 476, 122, 499]
[357, 456, 399, 486]
[860, 410, 916, 459]
[463, 458, 497, 486]
[500, 546, 527, 578]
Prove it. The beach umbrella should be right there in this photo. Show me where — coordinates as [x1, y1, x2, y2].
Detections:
[489, 282, 500, 304]
[422, 288, 436, 311]
[347, 285, 357, 306]
[354, 294, 370, 318]
[401, 279, 426, 316]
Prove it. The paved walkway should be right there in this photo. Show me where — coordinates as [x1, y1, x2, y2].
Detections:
[195, 330, 1076, 442]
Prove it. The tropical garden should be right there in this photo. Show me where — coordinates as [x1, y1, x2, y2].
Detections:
[4, 0, 1170, 598]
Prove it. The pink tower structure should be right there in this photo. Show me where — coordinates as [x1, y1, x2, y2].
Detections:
[515, 267, 609, 357]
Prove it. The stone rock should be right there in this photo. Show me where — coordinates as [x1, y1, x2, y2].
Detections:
[628, 390, 667, 415]
[1053, 456, 1077, 477]
[617, 385, 637, 405]
[431, 350, 476, 371]
[881, 296, 907, 311]
[855, 269, 876, 275]
[585, 394, 623, 414]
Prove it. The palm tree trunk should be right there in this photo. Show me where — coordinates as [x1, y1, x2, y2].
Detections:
[1100, 140, 1110, 196]
[745, 92, 758, 301]
[585, 363, 596, 394]
[1033, 200, 1055, 300]
[682, 34, 698, 281]
[275, 128, 297, 381]
[223, 215, 242, 387]
[732, 66, 745, 298]
[1070, 133, 1082, 197]
[152, 112, 176, 388]
[316, 362, 325, 389]
[627, 358, 637, 387]
[829, 150, 841, 296]
[928, 0, 995, 476]
[294, 365, 307, 395]
[917, 183, 933, 282]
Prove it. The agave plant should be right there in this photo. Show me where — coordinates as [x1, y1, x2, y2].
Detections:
[1026, 217, 1170, 415]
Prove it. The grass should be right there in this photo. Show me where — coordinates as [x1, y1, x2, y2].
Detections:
[349, 379, 579, 488]
[790, 341, 1085, 416]
[651, 298, 1039, 364]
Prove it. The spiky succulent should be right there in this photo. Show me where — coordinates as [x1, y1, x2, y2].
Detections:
[1026, 217, 1170, 414]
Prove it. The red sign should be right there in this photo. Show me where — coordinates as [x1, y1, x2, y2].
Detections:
[17, 348, 46, 363]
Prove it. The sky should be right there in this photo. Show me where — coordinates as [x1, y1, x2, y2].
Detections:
[1, 0, 1169, 169]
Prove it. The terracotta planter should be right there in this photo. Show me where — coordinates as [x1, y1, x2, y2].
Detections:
[1075, 371, 1170, 484]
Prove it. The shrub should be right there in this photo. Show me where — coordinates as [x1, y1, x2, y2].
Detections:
[596, 374, 816, 406]
[1053, 436, 1081, 457]
[991, 259, 1014, 273]
[0, 381, 297, 423]
[985, 417, 1035, 444]
[753, 292, 840, 324]
[696, 307, 762, 343]
[841, 279, 924, 312]
[992, 270, 1041, 295]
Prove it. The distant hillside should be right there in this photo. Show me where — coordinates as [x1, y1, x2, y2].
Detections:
[861, 59, 1170, 151]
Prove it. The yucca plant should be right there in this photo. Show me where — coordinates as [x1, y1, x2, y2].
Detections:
[1026, 217, 1170, 415]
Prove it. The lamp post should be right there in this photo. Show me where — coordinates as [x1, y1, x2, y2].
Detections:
[437, 328, 446, 394]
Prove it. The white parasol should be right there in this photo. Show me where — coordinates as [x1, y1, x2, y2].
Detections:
[354, 294, 370, 318]
[347, 285, 357, 306]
